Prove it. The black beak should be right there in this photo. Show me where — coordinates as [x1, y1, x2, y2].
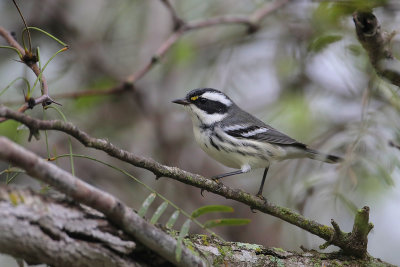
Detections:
[172, 98, 190, 105]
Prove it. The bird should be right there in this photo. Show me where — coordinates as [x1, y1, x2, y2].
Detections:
[172, 88, 341, 198]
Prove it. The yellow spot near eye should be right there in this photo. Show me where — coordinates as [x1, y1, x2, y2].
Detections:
[190, 96, 199, 101]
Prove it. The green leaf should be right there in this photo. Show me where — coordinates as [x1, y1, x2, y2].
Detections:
[150, 201, 168, 225]
[138, 193, 156, 218]
[166, 210, 180, 229]
[204, 218, 251, 229]
[6, 172, 21, 184]
[0, 77, 30, 98]
[191, 205, 234, 218]
[175, 219, 191, 262]
[308, 35, 342, 52]
[25, 26, 68, 46]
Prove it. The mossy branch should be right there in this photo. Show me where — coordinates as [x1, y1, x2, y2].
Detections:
[0, 186, 393, 266]
[0, 106, 374, 257]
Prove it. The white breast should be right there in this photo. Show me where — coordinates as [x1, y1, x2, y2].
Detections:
[192, 125, 281, 171]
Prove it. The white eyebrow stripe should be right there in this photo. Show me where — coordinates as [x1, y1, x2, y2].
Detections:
[222, 125, 248, 131]
[241, 128, 269, 137]
[201, 92, 232, 106]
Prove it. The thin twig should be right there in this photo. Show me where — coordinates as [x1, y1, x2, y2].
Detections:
[126, 29, 184, 84]
[0, 26, 53, 116]
[389, 140, 400, 150]
[0, 26, 24, 54]
[12, 0, 32, 52]
[0, 27, 49, 97]
[160, 0, 184, 30]
[1, 0, 289, 102]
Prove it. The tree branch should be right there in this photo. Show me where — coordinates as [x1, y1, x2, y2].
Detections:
[189, 235, 393, 267]
[0, 106, 373, 258]
[1, 186, 392, 267]
[353, 11, 400, 87]
[0, 186, 142, 267]
[0, 136, 205, 267]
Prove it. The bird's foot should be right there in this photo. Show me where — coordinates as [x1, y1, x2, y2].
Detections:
[250, 194, 267, 213]
[255, 193, 268, 205]
[200, 177, 222, 197]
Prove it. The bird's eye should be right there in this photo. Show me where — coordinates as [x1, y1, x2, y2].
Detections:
[199, 98, 206, 104]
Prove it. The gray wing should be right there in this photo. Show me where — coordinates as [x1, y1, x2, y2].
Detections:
[221, 105, 306, 148]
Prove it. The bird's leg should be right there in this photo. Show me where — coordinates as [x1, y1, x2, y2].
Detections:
[249, 167, 269, 212]
[211, 169, 245, 181]
[256, 167, 269, 200]
[201, 169, 245, 197]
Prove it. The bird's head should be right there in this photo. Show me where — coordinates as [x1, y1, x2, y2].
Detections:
[172, 88, 234, 126]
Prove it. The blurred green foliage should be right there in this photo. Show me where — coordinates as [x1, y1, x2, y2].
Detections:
[278, 95, 314, 142]
[313, 0, 388, 31]
[308, 34, 342, 53]
[73, 78, 115, 111]
[0, 120, 22, 142]
[170, 40, 195, 65]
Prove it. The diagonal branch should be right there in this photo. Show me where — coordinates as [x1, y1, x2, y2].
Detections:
[0, 136, 205, 267]
[0, 106, 373, 257]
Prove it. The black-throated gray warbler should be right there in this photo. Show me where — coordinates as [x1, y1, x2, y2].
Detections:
[172, 88, 341, 198]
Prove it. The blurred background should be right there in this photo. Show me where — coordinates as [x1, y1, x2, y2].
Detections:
[1, 0, 400, 265]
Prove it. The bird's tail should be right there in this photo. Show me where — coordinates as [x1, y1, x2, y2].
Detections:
[305, 148, 342, 164]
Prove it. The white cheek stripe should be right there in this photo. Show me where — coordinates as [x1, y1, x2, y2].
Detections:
[241, 128, 269, 137]
[201, 92, 232, 106]
[190, 105, 227, 125]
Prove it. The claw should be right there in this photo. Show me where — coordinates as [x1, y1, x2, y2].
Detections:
[212, 178, 221, 183]
[200, 188, 206, 197]
[256, 194, 268, 205]
[200, 178, 222, 197]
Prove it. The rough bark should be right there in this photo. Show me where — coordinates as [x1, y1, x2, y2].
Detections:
[0, 137, 205, 267]
[0, 186, 394, 267]
[0, 186, 142, 267]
